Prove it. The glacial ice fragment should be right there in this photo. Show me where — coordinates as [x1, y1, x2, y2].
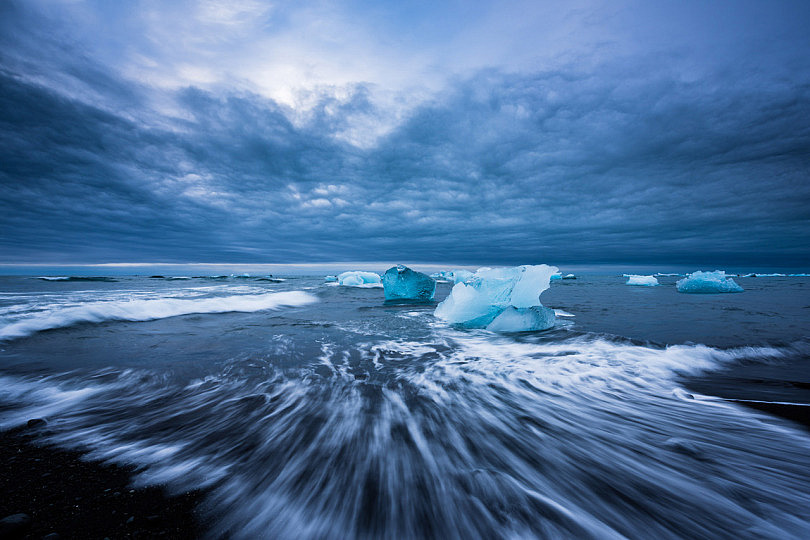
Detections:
[382, 265, 436, 302]
[337, 271, 382, 288]
[676, 271, 743, 294]
[434, 265, 558, 331]
[626, 275, 659, 286]
[324, 275, 338, 282]
[486, 306, 556, 332]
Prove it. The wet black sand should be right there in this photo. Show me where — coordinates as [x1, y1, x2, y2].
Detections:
[0, 424, 208, 539]
[682, 356, 810, 432]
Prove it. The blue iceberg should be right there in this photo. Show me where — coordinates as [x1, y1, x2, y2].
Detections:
[324, 275, 338, 282]
[382, 265, 436, 302]
[434, 265, 558, 331]
[625, 275, 659, 286]
[676, 271, 743, 294]
[337, 271, 382, 288]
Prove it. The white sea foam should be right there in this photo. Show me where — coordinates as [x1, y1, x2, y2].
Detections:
[0, 334, 807, 539]
[553, 309, 575, 317]
[0, 291, 317, 341]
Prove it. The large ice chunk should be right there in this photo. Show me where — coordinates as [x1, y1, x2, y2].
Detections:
[434, 265, 558, 331]
[676, 271, 743, 294]
[383, 265, 436, 302]
[337, 271, 382, 288]
[625, 275, 659, 286]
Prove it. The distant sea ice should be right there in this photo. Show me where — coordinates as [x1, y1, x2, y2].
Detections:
[626, 275, 659, 286]
[337, 271, 382, 288]
[676, 270, 743, 294]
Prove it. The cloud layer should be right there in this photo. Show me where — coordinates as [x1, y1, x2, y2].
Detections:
[1, 1, 809, 265]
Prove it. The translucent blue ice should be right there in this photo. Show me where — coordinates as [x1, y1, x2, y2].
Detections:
[324, 275, 338, 282]
[676, 271, 743, 294]
[382, 265, 436, 302]
[434, 265, 558, 331]
[485, 306, 556, 332]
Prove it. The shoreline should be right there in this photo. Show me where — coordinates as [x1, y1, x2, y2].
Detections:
[0, 424, 208, 539]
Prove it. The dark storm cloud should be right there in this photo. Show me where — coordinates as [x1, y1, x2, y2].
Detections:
[1, 2, 809, 265]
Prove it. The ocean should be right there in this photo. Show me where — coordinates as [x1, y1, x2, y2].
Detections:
[1, 269, 809, 539]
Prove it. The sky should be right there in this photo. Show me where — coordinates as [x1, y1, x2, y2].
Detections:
[1, 0, 809, 267]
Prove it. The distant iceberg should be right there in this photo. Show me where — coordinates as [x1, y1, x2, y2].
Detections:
[337, 271, 382, 288]
[324, 275, 338, 282]
[550, 272, 575, 280]
[789, 273, 810, 277]
[626, 275, 659, 287]
[434, 265, 557, 331]
[676, 271, 743, 294]
[382, 265, 435, 302]
[450, 270, 474, 283]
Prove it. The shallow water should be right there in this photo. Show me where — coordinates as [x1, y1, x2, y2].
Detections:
[1, 273, 809, 539]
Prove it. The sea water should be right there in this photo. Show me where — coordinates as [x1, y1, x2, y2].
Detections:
[0, 271, 809, 539]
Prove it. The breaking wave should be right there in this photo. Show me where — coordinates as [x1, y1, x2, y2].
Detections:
[0, 291, 318, 341]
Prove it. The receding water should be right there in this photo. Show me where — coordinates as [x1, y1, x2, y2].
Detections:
[1, 273, 809, 539]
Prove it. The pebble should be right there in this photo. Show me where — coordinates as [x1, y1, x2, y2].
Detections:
[0, 513, 32, 539]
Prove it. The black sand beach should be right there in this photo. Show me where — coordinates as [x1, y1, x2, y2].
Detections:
[0, 424, 206, 539]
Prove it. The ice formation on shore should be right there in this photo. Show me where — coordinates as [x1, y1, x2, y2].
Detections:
[626, 275, 659, 286]
[434, 265, 557, 331]
[337, 271, 382, 288]
[382, 265, 436, 302]
[676, 271, 743, 294]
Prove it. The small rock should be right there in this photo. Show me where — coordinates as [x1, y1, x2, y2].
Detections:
[126, 516, 135, 525]
[27, 418, 47, 428]
[0, 513, 32, 539]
